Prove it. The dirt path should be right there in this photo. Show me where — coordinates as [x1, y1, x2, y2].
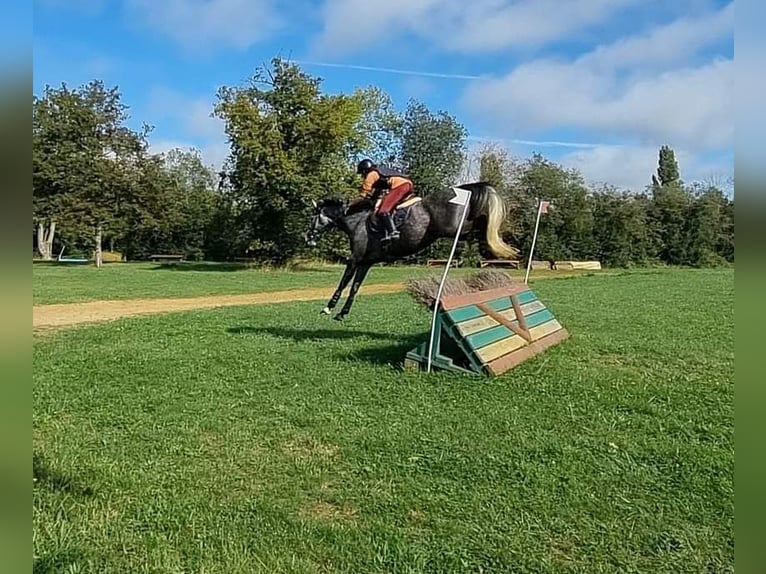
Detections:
[33, 283, 405, 330]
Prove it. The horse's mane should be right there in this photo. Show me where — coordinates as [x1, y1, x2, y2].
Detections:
[345, 197, 375, 215]
[318, 196, 347, 209]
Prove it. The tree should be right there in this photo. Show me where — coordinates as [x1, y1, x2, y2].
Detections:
[478, 145, 506, 190]
[718, 194, 735, 262]
[214, 57, 370, 263]
[33, 80, 151, 262]
[515, 154, 595, 262]
[115, 148, 221, 261]
[591, 186, 653, 267]
[648, 145, 691, 265]
[158, 148, 219, 260]
[476, 142, 525, 239]
[652, 144, 680, 188]
[396, 100, 468, 260]
[401, 100, 467, 195]
[685, 183, 733, 267]
[354, 86, 404, 168]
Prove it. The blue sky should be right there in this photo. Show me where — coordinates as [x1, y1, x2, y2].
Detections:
[33, 0, 733, 192]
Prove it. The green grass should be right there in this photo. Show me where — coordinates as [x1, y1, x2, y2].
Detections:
[33, 268, 733, 573]
[33, 261, 497, 305]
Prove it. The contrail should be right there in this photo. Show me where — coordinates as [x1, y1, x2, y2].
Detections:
[508, 138, 606, 149]
[467, 135, 612, 149]
[292, 59, 486, 80]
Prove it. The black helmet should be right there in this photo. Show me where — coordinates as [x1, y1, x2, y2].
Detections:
[356, 158, 375, 175]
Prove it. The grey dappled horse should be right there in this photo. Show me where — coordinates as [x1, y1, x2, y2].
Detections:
[305, 182, 518, 320]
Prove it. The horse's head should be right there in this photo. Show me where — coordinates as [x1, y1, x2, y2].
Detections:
[305, 197, 347, 246]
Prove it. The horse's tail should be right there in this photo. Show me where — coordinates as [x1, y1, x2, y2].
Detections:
[470, 184, 519, 259]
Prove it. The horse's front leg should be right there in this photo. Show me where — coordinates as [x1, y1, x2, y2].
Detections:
[334, 263, 372, 321]
[321, 259, 356, 315]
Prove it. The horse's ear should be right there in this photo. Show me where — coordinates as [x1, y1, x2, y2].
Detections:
[311, 199, 318, 209]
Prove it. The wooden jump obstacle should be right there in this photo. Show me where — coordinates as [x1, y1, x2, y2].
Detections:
[149, 254, 185, 264]
[56, 245, 88, 265]
[405, 284, 569, 376]
[427, 259, 461, 267]
[479, 259, 520, 269]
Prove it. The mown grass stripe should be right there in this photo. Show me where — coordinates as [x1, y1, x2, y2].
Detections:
[32, 269, 734, 573]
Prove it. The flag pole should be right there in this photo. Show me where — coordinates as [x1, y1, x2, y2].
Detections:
[427, 188, 472, 373]
[524, 198, 544, 284]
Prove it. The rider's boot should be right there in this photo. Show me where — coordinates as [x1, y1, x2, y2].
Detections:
[381, 212, 400, 242]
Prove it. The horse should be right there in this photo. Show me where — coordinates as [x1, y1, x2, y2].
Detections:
[304, 182, 519, 320]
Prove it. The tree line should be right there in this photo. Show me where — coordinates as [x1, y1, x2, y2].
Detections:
[33, 57, 734, 268]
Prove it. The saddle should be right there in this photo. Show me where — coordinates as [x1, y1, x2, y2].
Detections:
[373, 194, 422, 212]
[367, 195, 422, 236]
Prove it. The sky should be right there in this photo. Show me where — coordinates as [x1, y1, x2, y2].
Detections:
[33, 0, 734, 193]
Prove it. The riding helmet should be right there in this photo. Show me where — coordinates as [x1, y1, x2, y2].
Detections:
[356, 158, 375, 175]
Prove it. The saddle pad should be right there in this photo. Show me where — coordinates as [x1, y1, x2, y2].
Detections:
[373, 195, 422, 210]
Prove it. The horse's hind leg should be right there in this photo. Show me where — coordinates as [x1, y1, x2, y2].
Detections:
[334, 263, 372, 321]
[321, 259, 356, 315]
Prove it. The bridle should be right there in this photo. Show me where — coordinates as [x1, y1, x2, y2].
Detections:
[305, 200, 336, 247]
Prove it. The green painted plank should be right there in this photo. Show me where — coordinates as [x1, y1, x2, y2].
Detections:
[444, 296, 515, 322]
[516, 290, 537, 305]
[464, 309, 557, 350]
[443, 290, 538, 323]
[446, 305, 483, 323]
[486, 297, 513, 312]
[466, 325, 511, 349]
[525, 309, 554, 328]
[443, 323, 486, 373]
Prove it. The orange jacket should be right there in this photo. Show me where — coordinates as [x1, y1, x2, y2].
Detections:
[359, 170, 412, 198]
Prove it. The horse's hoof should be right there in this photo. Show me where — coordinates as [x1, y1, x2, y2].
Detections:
[333, 313, 346, 321]
[320, 307, 332, 315]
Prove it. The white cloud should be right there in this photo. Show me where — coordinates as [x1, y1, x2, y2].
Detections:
[144, 88, 229, 169]
[84, 55, 114, 77]
[147, 139, 197, 156]
[558, 144, 732, 192]
[148, 138, 229, 170]
[462, 135, 732, 192]
[460, 2, 734, 153]
[125, 0, 280, 52]
[582, 2, 733, 72]
[197, 140, 230, 170]
[36, 0, 281, 52]
[736, 9, 766, 184]
[145, 87, 224, 140]
[559, 144, 666, 191]
[311, 0, 642, 57]
[399, 76, 436, 99]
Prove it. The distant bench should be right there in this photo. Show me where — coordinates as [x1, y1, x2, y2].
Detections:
[150, 254, 185, 264]
[555, 261, 602, 270]
[479, 259, 520, 269]
[427, 259, 461, 267]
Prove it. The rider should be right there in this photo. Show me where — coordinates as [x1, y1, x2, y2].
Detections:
[354, 158, 415, 242]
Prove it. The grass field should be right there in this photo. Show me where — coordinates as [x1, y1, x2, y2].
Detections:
[31, 261, 440, 305]
[32, 268, 733, 573]
[33, 261, 575, 305]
